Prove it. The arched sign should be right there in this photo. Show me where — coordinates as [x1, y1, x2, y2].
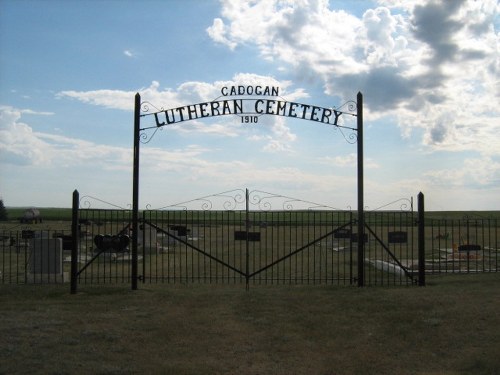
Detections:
[140, 85, 357, 131]
[153, 98, 343, 126]
[131, 86, 364, 289]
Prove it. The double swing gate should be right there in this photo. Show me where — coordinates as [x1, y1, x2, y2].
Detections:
[140, 208, 355, 286]
[69, 190, 426, 290]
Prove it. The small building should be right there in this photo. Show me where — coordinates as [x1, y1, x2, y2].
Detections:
[20, 208, 42, 224]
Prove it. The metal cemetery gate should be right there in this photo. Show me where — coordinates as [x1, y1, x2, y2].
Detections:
[140, 207, 355, 286]
[70, 190, 425, 290]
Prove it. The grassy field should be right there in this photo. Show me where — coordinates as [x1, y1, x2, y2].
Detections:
[1, 273, 499, 375]
[4, 207, 500, 224]
[5, 207, 74, 222]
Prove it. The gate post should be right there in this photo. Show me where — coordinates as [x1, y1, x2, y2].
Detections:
[357, 92, 364, 287]
[70, 189, 79, 294]
[132, 93, 141, 290]
[418, 192, 426, 286]
[245, 188, 250, 290]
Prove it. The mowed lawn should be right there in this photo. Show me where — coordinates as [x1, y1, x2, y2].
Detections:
[1, 274, 499, 375]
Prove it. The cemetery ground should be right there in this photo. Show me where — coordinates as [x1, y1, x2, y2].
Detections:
[1, 273, 499, 375]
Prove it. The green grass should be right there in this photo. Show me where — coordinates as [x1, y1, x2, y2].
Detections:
[5, 207, 73, 221]
[4, 208, 500, 226]
[1, 273, 499, 375]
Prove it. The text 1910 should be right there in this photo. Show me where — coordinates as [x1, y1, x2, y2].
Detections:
[241, 116, 259, 124]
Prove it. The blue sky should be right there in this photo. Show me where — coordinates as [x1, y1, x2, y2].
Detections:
[1, 0, 499, 210]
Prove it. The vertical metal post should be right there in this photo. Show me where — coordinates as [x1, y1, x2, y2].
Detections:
[418, 192, 426, 286]
[357, 92, 364, 287]
[349, 212, 353, 285]
[70, 189, 79, 294]
[132, 93, 140, 290]
[245, 188, 250, 290]
[142, 210, 146, 283]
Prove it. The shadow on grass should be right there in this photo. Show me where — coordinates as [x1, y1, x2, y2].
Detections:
[1, 273, 499, 374]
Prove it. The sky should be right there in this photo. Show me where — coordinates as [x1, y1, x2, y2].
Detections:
[0, 0, 499, 211]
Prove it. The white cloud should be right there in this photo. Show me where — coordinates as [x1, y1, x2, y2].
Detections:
[424, 156, 500, 188]
[0, 106, 52, 166]
[20, 109, 55, 116]
[0, 105, 129, 169]
[144, 159, 357, 210]
[207, 0, 500, 156]
[4, 105, 496, 210]
[206, 18, 237, 50]
[0, 106, 311, 206]
[56, 74, 307, 153]
[57, 74, 308, 111]
[57, 81, 168, 111]
[318, 153, 380, 169]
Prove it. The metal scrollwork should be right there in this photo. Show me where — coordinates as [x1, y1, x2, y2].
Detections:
[221, 189, 246, 210]
[79, 195, 129, 210]
[151, 188, 338, 211]
[139, 127, 163, 144]
[335, 100, 357, 116]
[248, 190, 269, 210]
[249, 190, 338, 211]
[369, 198, 414, 212]
[80, 197, 92, 209]
[336, 126, 358, 144]
[139, 101, 167, 143]
[154, 189, 247, 211]
[327, 99, 358, 139]
[140, 101, 163, 116]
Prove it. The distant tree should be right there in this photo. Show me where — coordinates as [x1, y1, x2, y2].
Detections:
[0, 199, 8, 221]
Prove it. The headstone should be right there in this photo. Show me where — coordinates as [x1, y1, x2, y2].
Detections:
[458, 244, 481, 252]
[94, 234, 129, 252]
[334, 228, 351, 239]
[388, 231, 408, 244]
[29, 238, 63, 274]
[54, 234, 73, 251]
[170, 225, 190, 237]
[234, 231, 261, 241]
[138, 223, 157, 250]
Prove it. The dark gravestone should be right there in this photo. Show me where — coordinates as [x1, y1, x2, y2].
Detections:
[94, 234, 130, 252]
[29, 238, 62, 274]
[388, 231, 408, 244]
[458, 244, 481, 252]
[234, 231, 261, 241]
[334, 228, 352, 239]
[351, 233, 368, 243]
[53, 234, 73, 251]
[170, 225, 190, 236]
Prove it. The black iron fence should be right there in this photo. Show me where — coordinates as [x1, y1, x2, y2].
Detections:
[427, 216, 499, 274]
[1, 193, 498, 288]
[0, 228, 72, 284]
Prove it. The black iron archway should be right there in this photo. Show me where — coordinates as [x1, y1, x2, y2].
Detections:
[131, 90, 364, 289]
